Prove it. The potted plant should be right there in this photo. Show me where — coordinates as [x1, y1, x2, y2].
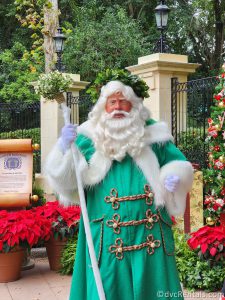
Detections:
[34, 201, 80, 271]
[0, 209, 51, 282]
[34, 70, 72, 103]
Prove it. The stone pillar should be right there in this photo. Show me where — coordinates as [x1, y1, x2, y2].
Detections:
[127, 53, 200, 130]
[35, 74, 89, 193]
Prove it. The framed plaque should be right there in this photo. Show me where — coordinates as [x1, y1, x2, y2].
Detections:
[0, 139, 33, 208]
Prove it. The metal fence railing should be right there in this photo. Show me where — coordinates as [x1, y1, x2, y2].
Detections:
[171, 76, 219, 168]
[66, 92, 93, 124]
[0, 102, 41, 173]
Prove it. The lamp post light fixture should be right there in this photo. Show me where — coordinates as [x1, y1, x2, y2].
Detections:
[153, 0, 170, 53]
[53, 27, 66, 72]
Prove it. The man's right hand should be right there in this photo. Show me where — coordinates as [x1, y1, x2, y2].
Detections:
[59, 124, 78, 152]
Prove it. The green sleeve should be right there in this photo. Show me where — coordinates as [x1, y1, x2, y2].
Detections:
[75, 134, 95, 162]
[151, 142, 187, 168]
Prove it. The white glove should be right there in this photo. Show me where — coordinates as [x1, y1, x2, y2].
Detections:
[164, 175, 180, 192]
[59, 124, 78, 153]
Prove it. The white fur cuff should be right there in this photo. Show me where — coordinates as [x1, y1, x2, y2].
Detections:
[160, 160, 194, 216]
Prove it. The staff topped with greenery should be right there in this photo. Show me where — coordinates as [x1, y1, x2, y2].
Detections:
[86, 69, 150, 103]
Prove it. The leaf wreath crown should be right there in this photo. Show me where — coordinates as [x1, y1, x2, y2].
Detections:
[86, 69, 150, 103]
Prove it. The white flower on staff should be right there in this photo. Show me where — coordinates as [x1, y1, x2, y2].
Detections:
[35, 71, 72, 100]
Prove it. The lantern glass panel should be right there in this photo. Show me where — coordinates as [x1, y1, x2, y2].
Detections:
[161, 11, 168, 27]
[55, 38, 63, 52]
[155, 10, 168, 29]
[155, 11, 162, 28]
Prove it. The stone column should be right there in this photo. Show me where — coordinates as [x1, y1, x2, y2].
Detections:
[35, 74, 89, 193]
[127, 53, 200, 130]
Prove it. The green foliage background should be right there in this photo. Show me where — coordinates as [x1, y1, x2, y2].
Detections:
[0, 0, 224, 104]
[0, 42, 42, 104]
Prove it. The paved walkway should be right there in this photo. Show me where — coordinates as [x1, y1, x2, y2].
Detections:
[0, 249, 71, 300]
[0, 248, 222, 300]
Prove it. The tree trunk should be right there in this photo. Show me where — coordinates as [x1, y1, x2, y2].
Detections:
[212, 0, 225, 69]
[43, 0, 59, 73]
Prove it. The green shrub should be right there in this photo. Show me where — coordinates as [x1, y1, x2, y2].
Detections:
[60, 235, 78, 275]
[0, 127, 40, 144]
[174, 229, 225, 291]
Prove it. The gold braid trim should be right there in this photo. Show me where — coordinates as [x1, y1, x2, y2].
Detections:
[104, 184, 154, 209]
[109, 234, 161, 260]
[106, 209, 159, 234]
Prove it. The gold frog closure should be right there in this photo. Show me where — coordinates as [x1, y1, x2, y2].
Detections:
[104, 184, 154, 210]
[109, 234, 161, 260]
[106, 209, 159, 234]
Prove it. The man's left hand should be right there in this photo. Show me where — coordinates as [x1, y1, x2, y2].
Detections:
[164, 175, 180, 192]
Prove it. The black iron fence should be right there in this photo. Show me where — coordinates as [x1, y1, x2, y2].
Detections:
[66, 92, 93, 124]
[0, 102, 41, 173]
[171, 76, 219, 168]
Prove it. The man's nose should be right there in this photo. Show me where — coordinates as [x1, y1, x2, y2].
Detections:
[114, 100, 122, 110]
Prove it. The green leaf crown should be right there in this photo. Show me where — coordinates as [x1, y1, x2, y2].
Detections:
[86, 69, 150, 103]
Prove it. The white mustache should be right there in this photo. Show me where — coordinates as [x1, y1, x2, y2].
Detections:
[109, 110, 130, 117]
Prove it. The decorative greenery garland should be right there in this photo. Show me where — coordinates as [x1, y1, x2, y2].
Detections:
[86, 69, 150, 103]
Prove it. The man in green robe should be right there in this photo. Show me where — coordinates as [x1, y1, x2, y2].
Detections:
[45, 75, 193, 300]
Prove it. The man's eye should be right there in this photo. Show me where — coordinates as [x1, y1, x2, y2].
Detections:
[121, 100, 127, 105]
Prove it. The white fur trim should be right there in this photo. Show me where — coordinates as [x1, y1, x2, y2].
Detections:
[134, 146, 166, 208]
[77, 120, 93, 140]
[159, 161, 194, 216]
[145, 122, 173, 144]
[44, 141, 78, 206]
[44, 139, 112, 205]
[79, 151, 112, 186]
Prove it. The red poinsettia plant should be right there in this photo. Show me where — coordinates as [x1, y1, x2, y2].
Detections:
[0, 209, 51, 253]
[34, 201, 81, 240]
[187, 225, 225, 262]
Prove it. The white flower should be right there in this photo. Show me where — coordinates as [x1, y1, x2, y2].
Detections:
[35, 71, 72, 100]
[216, 199, 224, 206]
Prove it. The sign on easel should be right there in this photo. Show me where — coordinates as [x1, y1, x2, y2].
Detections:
[0, 139, 34, 208]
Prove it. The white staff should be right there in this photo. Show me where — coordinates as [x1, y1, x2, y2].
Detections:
[60, 100, 106, 300]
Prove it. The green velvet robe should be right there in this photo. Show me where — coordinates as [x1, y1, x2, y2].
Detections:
[69, 121, 186, 300]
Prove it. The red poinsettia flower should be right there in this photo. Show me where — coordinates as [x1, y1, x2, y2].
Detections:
[187, 225, 225, 259]
[34, 201, 81, 240]
[0, 209, 51, 253]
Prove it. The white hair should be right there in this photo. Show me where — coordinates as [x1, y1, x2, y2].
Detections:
[88, 80, 150, 123]
[88, 80, 151, 161]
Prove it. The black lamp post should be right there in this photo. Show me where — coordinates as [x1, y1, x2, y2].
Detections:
[153, 0, 170, 53]
[53, 27, 66, 72]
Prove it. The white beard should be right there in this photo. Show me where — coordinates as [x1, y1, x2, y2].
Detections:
[93, 109, 147, 161]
